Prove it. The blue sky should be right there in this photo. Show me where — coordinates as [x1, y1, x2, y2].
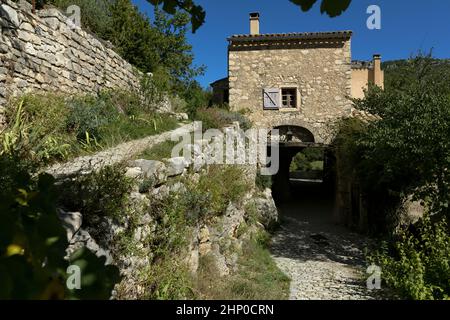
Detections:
[133, 0, 450, 88]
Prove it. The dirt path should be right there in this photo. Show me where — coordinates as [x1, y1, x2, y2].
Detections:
[270, 181, 385, 300]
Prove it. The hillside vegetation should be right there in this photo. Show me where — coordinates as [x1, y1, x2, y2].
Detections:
[336, 54, 450, 299]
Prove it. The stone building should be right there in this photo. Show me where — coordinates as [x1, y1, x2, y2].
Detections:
[211, 13, 385, 230]
[211, 12, 384, 144]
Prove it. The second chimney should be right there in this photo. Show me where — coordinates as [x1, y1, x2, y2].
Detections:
[250, 12, 260, 35]
[372, 54, 384, 89]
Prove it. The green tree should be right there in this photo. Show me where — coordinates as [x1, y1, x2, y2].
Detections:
[352, 54, 450, 220]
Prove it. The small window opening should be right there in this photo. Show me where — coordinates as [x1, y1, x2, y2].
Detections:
[281, 88, 297, 108]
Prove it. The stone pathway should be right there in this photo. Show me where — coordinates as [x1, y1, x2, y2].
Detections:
[270, 181, 386, 300]
[45, 122, 198, 179]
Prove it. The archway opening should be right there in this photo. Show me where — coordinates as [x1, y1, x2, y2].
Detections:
[289, 147, 325, 183]
[268, 126, 336, 223]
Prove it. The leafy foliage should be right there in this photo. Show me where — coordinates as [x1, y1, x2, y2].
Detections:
[195, 230, 290, 300]
[47, 0, 114, 38]
[4, 92, 178, 166]
[255, 173, 272, 191]
[335, 55, 450, 231]
[66, 94, 118, 142]
[193, 165, 249, 217]
[146, 0, 206, 33]
[58, 165, 133, 225]
[289, 0, 351, 17]
[0, 153, 120, 299]
[334, 54, 450, 299]
[195, 107, 252, 131]
[383, 56, 450, 96]
[290, 147, 324, 172]
[369, 215, 450, 300]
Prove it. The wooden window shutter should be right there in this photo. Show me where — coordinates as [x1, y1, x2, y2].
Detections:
[263, 88, 280, 109]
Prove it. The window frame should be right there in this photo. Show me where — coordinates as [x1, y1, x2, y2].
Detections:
[281, 87, 298, 109]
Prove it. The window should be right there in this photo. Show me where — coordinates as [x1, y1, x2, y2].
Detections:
[281, 88, 297, 108]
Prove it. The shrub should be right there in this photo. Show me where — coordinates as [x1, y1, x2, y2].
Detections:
[195, 230, 290, 300]
[290, 147, 324, 172]
[66, 95, 119, 142]
[99, 89, 142, 116]
[194, 165, 249, 217]
[255, 173, 272, 191]
[369, 215, 450, 300]
[59, 165, 133, 225]
[4, 91, 180, 165]
[4, 95, 75, 164]
[196, 108, 252, 131]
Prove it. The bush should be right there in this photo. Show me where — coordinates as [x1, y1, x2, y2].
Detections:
[194, 165, 249, 217]
[4, 95, 75, 165]
[100, 89, 142, 117]
[66, 95, 119, 142]
[4, 91, 179, 166]
[59, 165, 133, 225]
[195, 230, 290, 300]
[255, 173, 272, 191]
[369, 215, 450, 300]
[290, 147, 324, 172]
[195, 108, 252, 131]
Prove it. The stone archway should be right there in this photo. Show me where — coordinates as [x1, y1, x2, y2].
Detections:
[269, 125, 317, 202]
[271, 125, 315, 144]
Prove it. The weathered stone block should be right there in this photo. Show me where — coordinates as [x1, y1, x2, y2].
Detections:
[0, 3, 20, 28]
[128, 159, 167, 186]
[165, 157, 189, 177]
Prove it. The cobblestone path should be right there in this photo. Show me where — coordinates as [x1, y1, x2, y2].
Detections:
[271, 181, 386, 300]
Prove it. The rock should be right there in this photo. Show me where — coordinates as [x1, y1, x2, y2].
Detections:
[223, 203, 246, 237]
[188, 247, 199, 273]
[125, 166, 143, 179]
[169, 181, 186, 194]
[138, 213, 153, 226]
[128, 159, 167, 186]
[209, 244, 230, 276]
[165, 157, 189, 177]
[133, 227, 143, 242]
[198, 226, 212, 256]
[58, 209, 82, 241]
[198, 226, 210, 244]
[248, 189, 279, 228]
[67, 229, 113, 265]
[18, 0, 33, 12]
[151, 184, 170, 200]
[0, 4, 20, 28]
[174, 112, 189, 121]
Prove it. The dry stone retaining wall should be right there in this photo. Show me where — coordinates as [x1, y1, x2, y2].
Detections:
[0, 0, 140, 119]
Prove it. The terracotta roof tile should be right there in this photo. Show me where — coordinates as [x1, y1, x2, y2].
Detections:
[228, 31, 352, 42]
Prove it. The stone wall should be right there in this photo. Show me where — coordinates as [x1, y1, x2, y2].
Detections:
[58, 122, 277, 299]
[228, 38, 352, 144]
[0, 0, 140, 115]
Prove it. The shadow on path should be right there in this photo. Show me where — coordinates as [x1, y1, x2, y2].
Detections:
[270, 181, 384, 300]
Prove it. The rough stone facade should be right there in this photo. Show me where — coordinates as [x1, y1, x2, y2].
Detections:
[0, 0, 140, 113]
[228, 33, 352, 144]
[211, 14, 385, 144]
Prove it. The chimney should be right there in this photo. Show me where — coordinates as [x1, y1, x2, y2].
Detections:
[372, 54, 384, 88]
[250, 12, 260, 35]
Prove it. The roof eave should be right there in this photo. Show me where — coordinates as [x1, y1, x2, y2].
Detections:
[227, 31, 353, 43]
